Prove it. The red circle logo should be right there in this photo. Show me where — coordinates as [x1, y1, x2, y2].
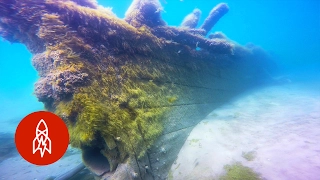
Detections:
[15, 111, 69, 165]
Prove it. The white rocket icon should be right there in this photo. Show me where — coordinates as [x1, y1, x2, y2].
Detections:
[33, 119, 52, 158]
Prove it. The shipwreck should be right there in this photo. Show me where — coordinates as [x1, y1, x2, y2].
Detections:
[0, 0, 276, 179]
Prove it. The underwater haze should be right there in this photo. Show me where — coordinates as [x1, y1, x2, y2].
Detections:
[0, 0, 319, 179]
[1, 0, 319, 122]
[0, 0, 319, 120]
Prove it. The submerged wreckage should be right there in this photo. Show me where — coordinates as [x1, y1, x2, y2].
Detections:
[0, 0, 276, 179]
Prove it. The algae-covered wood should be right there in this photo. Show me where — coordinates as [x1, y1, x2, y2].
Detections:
[0, 0, 276, 179]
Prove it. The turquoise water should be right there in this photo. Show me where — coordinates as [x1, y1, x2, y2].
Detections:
[0, 0, 319, 120]
[0, 0, 319, 179]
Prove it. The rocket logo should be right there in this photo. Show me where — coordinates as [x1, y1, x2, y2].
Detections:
[15, 111, 69, 165]
[33, 119, 51, 158]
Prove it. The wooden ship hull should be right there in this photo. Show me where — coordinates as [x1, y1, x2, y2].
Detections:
[0, 0, 276, 179]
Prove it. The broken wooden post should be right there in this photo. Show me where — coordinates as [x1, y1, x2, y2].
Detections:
[200, 3, 229, 35]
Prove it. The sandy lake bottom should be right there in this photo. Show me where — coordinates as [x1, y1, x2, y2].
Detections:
[171, 81, 320, 180]
[0, 78, 319, 180]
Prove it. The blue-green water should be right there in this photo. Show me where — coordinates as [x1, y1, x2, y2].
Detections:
[0, 0, 319, 120]
[0, 0, 319, 179]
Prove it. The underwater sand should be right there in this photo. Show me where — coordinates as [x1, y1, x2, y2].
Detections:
[0, 81, 319, 180]
[0, 146, 82, 180]
[171, 82, 320, 180]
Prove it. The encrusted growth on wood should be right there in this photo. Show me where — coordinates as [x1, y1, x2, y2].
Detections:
[0, 0, 275, 179]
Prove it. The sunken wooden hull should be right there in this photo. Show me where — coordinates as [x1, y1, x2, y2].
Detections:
[0, 0, 275, 179]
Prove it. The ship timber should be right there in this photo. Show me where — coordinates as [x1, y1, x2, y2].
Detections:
[0, 0, 276, 179]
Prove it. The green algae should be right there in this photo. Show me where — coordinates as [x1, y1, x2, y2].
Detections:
[37, 10, 179, 165]
[167, 96, 178, 103]
[189, 138, 200, 146]
[242, 151, 257, 161]
[54, 56, 178, 167]
[219, 162, 261, 180]
[0, 0, 278, 178]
